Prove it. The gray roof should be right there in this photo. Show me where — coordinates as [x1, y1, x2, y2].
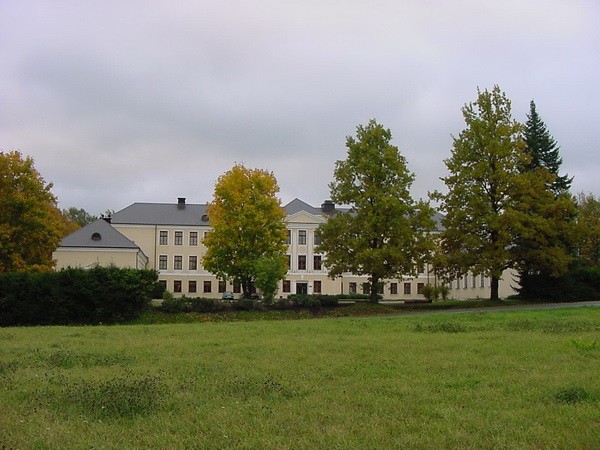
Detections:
[284, 198, 445, 231]
[111, 202, 210, 226]
[58, 219, 140, 249]
[284, 198, 325, 216]
[107, 198, 444, 231]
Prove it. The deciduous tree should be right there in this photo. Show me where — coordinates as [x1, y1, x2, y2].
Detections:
[317, 119, 435, 303]
[63, 207, 98, 227]
[432, 86, 575, 300]
[0, 151, 64, 272]
[202, 164, 287, 298]
[576, 192, 600, 267]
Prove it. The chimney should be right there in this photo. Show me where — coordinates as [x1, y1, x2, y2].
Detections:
[102, 215, 111, 224]
[321, 200, 335, 214]
[177, 197, 186, 209]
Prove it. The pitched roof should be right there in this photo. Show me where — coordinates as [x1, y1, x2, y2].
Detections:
[111, 202, 210, 226]
[106, 198, 444, 231]
[58, 219, 140, 249]
[283, 198, 445, 231]
[284, 198, 324, 216]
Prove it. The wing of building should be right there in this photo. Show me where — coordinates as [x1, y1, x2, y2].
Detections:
[53, 197, 517, 299]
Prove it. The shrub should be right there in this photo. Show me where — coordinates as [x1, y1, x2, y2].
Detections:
[288, 294, 320, 308]
[234, 298, 260, 311]
[189, 297, 222, 313]
[337, 293, 383, 300]
[315, 295, 339, 307]
[420, 284, 439, 301]
[159, 297, 192, 313]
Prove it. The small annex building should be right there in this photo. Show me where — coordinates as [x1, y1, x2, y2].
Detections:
[53, 218, 149, 270]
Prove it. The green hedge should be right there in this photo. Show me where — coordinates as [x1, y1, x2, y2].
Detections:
[0, 267, 158, 326]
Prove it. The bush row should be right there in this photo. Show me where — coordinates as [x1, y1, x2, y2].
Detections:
[0, 267, 158, 326]
[159, 293, 342, 313]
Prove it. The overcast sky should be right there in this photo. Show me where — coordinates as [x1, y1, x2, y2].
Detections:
[1, 1, 599, 215]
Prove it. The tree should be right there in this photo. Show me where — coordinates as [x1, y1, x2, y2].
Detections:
[432, 86, 575, 301]
[63, 207, 98, 227]
[316, 119, 435, 303]
[576, 192, 600, 267]
[202, 164, 287, 298]
[252, 255, 288, 303]
[524, 100, 572, 194]
[0, 151, 64, 272]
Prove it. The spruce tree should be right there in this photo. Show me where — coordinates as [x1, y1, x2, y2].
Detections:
[524, 100, 572, 194]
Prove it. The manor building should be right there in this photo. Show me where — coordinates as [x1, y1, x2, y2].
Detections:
[53, 197, 517, 299]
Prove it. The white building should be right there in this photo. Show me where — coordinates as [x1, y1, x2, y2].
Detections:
[53, 197, 517, 299]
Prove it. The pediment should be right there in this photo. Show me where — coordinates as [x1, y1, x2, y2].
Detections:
[286, 211, 326, 225]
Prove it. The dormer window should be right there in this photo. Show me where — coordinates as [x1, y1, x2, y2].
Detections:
[91, 232, 101, 241]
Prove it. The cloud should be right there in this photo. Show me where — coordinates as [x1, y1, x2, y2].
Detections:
[0, 0, 599, 214]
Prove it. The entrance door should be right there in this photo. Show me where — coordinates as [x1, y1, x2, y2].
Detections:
[296, 282, 308, 294]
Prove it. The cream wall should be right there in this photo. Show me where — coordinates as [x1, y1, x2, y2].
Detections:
[58, 208, 518, 300]
[53, 248, 146, 270]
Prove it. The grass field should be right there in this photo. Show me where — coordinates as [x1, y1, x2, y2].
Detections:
[1, 306, 599, 448]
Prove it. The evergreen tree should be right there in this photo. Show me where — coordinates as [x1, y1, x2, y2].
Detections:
[524, 100, 572, 194]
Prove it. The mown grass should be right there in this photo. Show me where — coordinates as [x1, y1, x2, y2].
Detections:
[1, 307, 599, 448]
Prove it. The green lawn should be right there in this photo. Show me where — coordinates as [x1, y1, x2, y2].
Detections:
[1, 307, 599, 448]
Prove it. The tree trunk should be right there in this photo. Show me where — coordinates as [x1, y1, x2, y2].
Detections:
[490, 276, 500, 301]
[370, 276, 379, 303]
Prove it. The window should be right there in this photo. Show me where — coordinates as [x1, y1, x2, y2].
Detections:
[283, 280, 291, 293]
[404, 283, 411, 295]
[173, 280, 182, 293]
[362, 283, 370, 295]
[218, 280, 226, 293]
[189, 232, 198, 246]
[286, 255, 291, 269]
[377, 283, 384, 294]
[390, 283, 398, 295]
[298, 230, 307, 245]
[203, 231, 210, 239]
[472, 275, 477, 288]
[298, 255, 307, 270]
[349, 282, 357, 294]
[464, 275, 468, 289]
[174, 256, 182, 270]
[456, 278, 461, 289]
[417, 283, 425, 294]
[314, 232, 321, 246]
[314, 255, 322, 271]
[159, 280, 167, 290]
[286, 229, 291, 244]
[233, 282, 241, 294]
[203, 281, 212, 293]
[313, 280, 322, 294]
[188, 281, 197, 293]
[189, 256, 197, 271]
[174, 231, 183, 245]
[480, 274, 485, 288]
[159, 231, 168, 245]
[158, 255, 167, 270]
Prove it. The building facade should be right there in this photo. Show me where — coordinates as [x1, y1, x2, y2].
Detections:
[53, 197, 518, 300]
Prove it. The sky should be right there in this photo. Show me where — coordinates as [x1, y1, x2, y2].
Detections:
[1, 0, 599, 215]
